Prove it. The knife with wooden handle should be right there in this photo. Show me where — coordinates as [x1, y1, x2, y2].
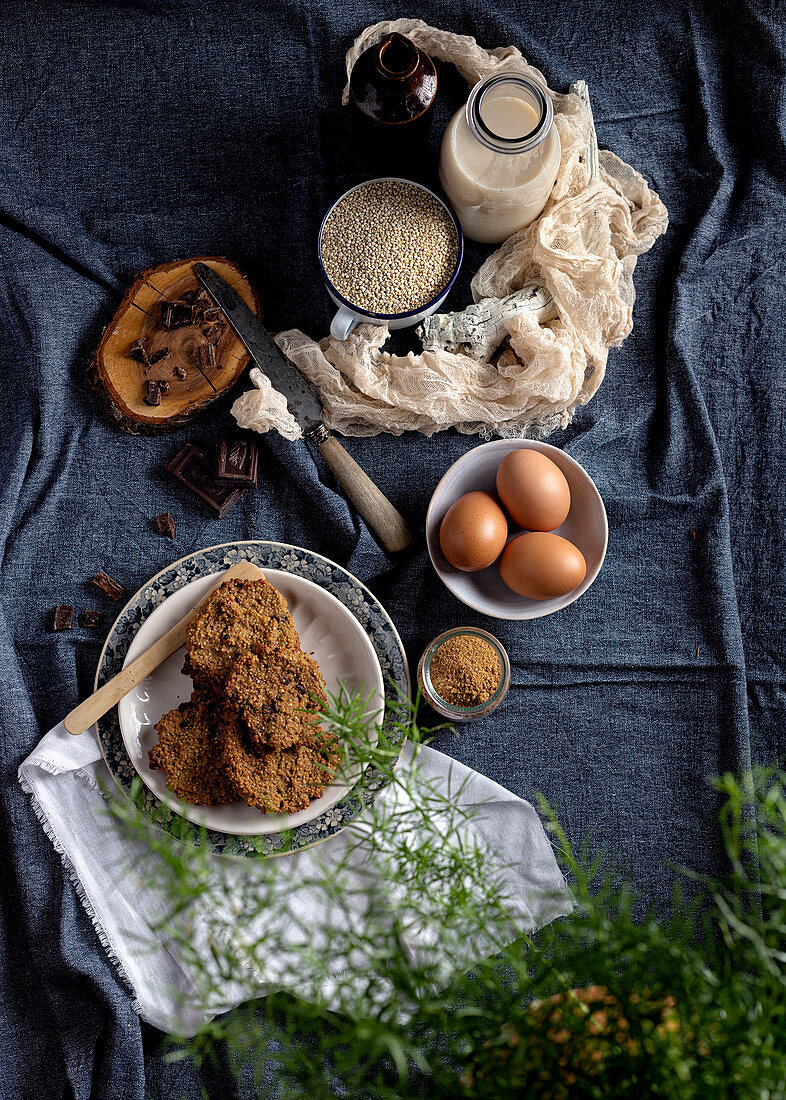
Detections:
[63, 561, 264, 735]
[194, 262, 414, 554]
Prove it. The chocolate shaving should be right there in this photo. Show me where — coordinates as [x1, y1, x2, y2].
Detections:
[78, 610, 104, 628]
[129, 338, 149, 364]
[156, 512, 176, 537]
[181, 288, 210, 306]
[197, 342, 216, 372]
[173, 364, 187, 380]
[92, 571, 124, 601]
[157, 379, 171, 395]
[52, 604, 73, 632]
[144, 380, 162, 406]
[202, 307, 222, 323]
[148, 347, 171, 365]
[204, 323, 225, 345]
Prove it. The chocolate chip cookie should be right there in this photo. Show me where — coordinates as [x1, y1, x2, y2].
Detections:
[224, 647, 327, 751]
[148, 691, 236, 806]
[185, 577, 299, 688]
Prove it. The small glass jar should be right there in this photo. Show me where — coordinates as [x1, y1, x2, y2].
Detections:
[439, 72, 561, 244]
[418, 627, 511, 722]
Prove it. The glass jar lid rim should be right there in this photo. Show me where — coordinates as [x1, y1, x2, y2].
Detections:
[421, 627, 511, 713]
[467, 72, 553, 154]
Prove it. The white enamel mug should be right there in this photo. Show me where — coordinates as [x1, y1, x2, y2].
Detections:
[318, 177, 464, 341]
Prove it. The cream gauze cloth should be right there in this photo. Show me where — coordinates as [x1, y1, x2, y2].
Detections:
[232, 19, 669, 440]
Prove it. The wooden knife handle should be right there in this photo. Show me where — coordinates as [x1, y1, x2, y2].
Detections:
[316, 433, 414, 554]
[63, 561, 265, 735]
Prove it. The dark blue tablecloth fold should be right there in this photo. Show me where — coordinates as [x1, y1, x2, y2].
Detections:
[1, 2, 784, 1096]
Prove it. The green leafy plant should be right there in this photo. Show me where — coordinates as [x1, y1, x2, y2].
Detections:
[109, 692, 786, 1099]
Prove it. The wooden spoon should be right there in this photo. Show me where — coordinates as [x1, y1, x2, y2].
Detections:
[64, 560, 265, 735]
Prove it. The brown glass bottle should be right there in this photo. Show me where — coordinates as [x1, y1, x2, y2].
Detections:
[349, 33, 437, 167]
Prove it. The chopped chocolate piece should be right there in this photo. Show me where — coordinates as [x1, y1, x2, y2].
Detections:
[129, 338, 148, 364]
[161, 300, 194, 330]
[144, 380, 162, 406]
[201, 306, 222, 323]
[165, 443, 246, 518]
[148, 347, 171, 365]
[197, 341, 216, 373]
[78, 610, 104, 628]
[173, 364, 188, 380]
[157, 379, 171, 394]
[204, 322, 225, 345]
[52, 604, 73, 632]
[215, 431, 259, 487]
[181, 288, 210, 306]
[156, 511, 176, 537]
[92, 571, 124, 601]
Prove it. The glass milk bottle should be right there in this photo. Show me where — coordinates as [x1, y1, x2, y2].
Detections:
[439, 73, 561, 244]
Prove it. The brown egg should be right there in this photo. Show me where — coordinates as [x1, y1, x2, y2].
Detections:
[496, 449, 571, 531]
[499, 532, 587, 600]
[439, 491, 508, 572]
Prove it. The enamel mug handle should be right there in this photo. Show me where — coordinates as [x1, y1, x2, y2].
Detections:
[331, 305, 359, 341]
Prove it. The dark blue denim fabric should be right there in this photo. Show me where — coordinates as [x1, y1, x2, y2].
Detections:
[1, 0, 784, 1095]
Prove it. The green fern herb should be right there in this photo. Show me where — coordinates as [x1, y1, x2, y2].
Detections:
[107, 690, 786, 1098]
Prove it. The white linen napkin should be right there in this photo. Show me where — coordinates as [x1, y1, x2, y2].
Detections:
[19, 721, 572, 1037]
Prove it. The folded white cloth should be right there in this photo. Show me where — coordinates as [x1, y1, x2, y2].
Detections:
[19, 721, 572, 1036]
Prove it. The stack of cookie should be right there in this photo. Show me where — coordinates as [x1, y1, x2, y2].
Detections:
[148, 578, 339, 814]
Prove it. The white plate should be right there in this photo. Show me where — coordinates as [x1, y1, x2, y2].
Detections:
[118, 569, 384, 836]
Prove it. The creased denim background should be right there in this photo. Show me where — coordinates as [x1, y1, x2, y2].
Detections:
[0, 0, 783, 1096]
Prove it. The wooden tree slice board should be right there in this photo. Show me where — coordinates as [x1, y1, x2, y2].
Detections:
[88, 257, 261, 434]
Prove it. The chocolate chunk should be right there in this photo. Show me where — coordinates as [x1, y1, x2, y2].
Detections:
[156, 512, 176, 538]
[161, 300, 194, 330]
[157, 379, 171, 395]
[148, 347, 171, 365]
[92, 571, 124, 600]
[78, 610, 104, 628]
[144, 380, 162, 406]
[201, 307, 222, 323]
[165, 443, 246, 518]
[196, 342, 216, 373]
[204, 322, 225, 345]
[129, 338, 148, 364]
[182, 288, 210, 306]
[173, 364, 188, 380]
[52, 604, 73, 632]
[215, 431, 259, 487]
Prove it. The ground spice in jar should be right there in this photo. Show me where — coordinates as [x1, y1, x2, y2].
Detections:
[429, 633, 502, 708]
[319, 180, 458, 314]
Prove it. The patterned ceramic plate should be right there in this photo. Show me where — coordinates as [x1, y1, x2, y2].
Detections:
[95, 541, 410, 857]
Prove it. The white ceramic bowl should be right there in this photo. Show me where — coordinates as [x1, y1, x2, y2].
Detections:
[318, 176, 464, 340]
[426, 440, 608, 620]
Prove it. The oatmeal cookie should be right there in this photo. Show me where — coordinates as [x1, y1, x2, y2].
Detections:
[148, 691, 236, 806]
[218, 709, 339, 815]
[224, 647, 327, 751]
[185, 578, 299, 688]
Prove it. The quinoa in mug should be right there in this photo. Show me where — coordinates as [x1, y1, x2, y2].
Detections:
[320, 180, 458, 315]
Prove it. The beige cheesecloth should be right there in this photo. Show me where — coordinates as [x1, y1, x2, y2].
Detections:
[232, 19, 669, 440]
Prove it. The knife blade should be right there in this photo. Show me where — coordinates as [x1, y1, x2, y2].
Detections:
[193, 262, 414, 553]
[194, 262, 324, 434]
